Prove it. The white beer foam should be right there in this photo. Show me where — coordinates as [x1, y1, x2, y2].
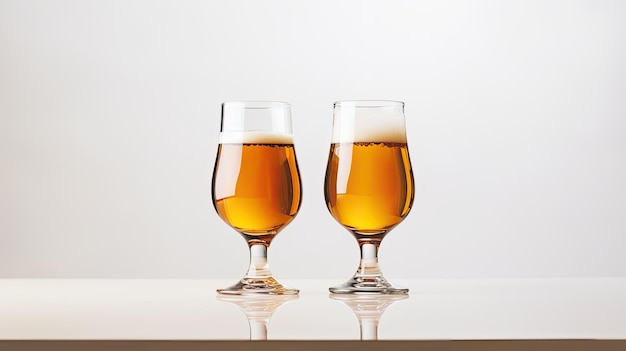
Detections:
[331, 120, 407, 143]
[219, 131, 294, 144]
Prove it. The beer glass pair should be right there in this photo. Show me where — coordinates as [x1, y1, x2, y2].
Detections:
[212, 101, 414, 295]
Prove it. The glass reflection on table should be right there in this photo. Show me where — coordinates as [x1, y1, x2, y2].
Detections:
[216, 294, 299, 340]
[330, 293, 408, 340]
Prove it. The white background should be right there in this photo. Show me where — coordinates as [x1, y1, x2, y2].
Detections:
[1, 0, 625, 279]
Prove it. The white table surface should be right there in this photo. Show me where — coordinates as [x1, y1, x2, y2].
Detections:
[1, 278, 625, 340]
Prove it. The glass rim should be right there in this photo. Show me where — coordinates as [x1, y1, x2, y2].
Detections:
[333, 100, 404, 108]
[222, 101, 291, 109]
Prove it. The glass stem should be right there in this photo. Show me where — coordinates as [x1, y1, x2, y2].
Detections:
[357, 242, 382, 277]
[245, 244, 271, 279]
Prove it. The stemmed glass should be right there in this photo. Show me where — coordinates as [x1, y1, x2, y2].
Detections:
[212, 101, 301, 295]
[324, 100, 414, 294]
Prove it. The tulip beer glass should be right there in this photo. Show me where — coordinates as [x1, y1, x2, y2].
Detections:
[212, 101, 302, 295]
[324, 100, 414, 294]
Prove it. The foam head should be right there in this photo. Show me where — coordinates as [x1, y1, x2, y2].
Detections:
[219, 131, 294, 144]
[331, 101, 407, 143]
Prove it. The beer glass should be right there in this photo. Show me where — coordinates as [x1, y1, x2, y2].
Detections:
[324, 100, 414, 294]
[212, 101, 301, 295]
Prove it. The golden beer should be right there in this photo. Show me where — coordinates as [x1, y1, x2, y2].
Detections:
[325, 141, 414, 235]
[212, 142, 302, 236]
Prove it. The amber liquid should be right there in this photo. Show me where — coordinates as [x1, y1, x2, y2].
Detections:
[324, 142, 414, 237]
[212, 143, 302, 237]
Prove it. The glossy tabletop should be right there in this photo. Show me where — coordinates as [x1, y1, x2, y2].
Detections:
[1, 278, 625, 340]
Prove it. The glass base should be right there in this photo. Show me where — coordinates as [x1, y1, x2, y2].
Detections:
[217, 277, 299, 295]
[329, 276, 408, 294]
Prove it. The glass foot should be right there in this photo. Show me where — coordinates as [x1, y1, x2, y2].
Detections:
[329, 275, 408, 294]
[218, 277, 299, 295]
